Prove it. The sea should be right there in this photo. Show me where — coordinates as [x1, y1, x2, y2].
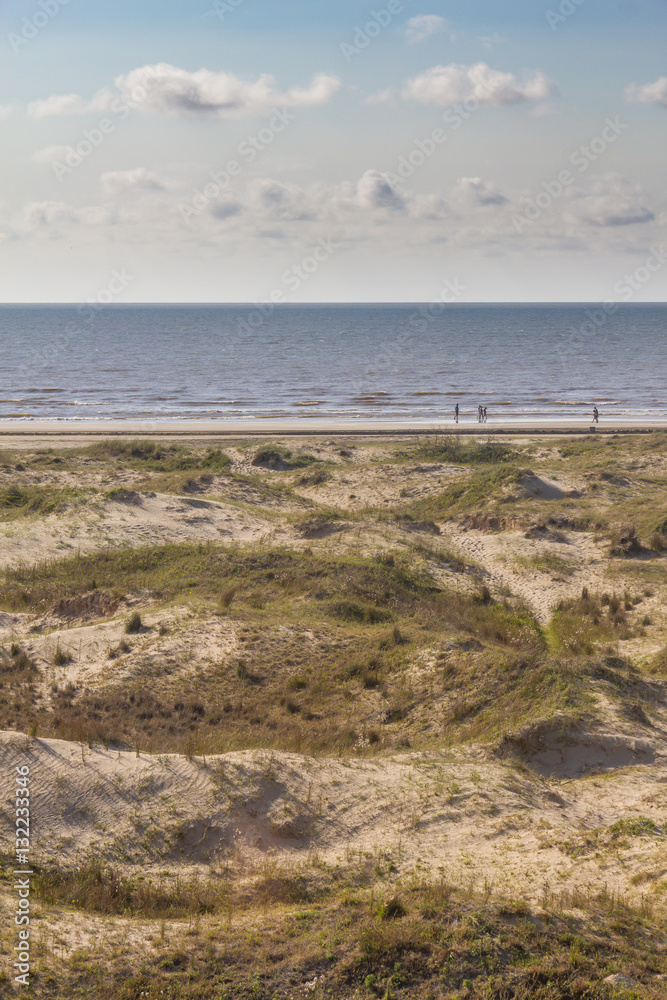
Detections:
[0, 303, 665, 423]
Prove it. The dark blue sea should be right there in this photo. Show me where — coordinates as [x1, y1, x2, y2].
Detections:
[0, 303, 665, 422]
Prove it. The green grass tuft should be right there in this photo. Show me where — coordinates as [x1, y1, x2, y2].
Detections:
[0, 484, 93, 519]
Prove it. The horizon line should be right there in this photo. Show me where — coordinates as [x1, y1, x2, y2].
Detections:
[1, 301, 666, 308]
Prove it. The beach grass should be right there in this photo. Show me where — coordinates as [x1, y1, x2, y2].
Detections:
[1, 853, 664, 999]
[76, 439, 233, 473]
[1, 431, 667, 998]
[0, 483, 95, 520]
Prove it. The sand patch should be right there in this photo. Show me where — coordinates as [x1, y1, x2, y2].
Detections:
[495, 716, 667, 779]
[17, 610, 241, 695]
[445, 525, 607, 624]
[295, 462, 460, 512]
[520, 472, 582, 501]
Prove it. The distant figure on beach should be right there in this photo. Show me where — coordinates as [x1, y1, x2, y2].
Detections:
[477, 405, 482, 423]
[454, 403, 459, 424]
[593, 406, 599, 423]
[483, 406, 488, 423]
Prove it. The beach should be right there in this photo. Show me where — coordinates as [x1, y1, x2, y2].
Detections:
[1, 417, 667, 441]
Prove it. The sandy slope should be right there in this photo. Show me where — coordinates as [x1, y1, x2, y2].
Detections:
[2, 733, 666, 906]
[0, 490, 273, 569]
[445, 525, 608, 624]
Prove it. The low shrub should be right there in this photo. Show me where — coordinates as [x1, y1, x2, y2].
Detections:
[609, 522, 640, 557]
[125, 612, 143, 634]
[53, 643, 72, 666]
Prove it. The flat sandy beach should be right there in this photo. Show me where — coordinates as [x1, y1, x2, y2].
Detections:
[1, 417, 666, 439]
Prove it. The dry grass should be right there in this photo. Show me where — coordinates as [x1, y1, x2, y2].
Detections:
[549, 589, 645, 654]
[0, 543, 555, 753]
[513, 553, 577, 577]
[403, 465, 525, 520]
[2, 852, 665, 998]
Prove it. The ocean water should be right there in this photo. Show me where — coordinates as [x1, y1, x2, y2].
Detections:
[0, 303, 665, 422]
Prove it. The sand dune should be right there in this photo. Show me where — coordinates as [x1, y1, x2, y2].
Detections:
[2, 731, 667, 905]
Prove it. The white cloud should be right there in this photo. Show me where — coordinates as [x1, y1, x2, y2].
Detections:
[27, 64, 342, 120]
[78, 205, 115, 226]
[566, 176, 654, 228]
[31, 146, 72, 164]
[116, 64, 341, 117]
[101, 168, 165, 195]
[18, 200, 114, 234]
[402, 62, 556, 108]
[27, 91, 112, 119]
[0, 105, 12, 119]
[362, 88, 396, 107]
[453, 177, 508, 207]
[479, 33, 505, 50]
[626, 77, 667, 107]
[355, 170, 406, 211]
[248, 179, 315, 222]
[406, 15, 447, 44]
[8, 168, 659, 264]
[21, 201, 81, 229]
[210, 197, 242, 220]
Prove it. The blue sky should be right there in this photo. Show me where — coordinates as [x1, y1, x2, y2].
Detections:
[1, 0, 665, 301]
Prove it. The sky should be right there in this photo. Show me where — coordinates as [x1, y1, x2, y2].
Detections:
[0, 0, 666, 302]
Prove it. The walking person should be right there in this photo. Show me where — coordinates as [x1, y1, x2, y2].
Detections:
[454, 403, 459, 424]
[593, 405, 599, 423]
[477, 404, 482, 423]
[483, 406, 488, 423]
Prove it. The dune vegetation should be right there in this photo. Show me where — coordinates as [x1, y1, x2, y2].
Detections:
[0, 430, 666, 998]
